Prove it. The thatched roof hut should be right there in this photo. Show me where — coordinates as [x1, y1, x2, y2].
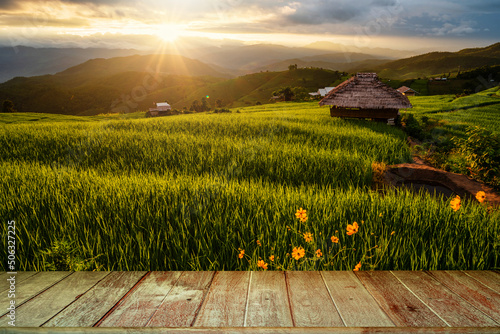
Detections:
[319, 73, 412, 121]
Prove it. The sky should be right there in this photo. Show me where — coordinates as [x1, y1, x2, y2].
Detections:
[0, 0, 498, 51]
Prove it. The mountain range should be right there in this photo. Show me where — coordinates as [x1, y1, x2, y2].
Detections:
[0, 41, 418, 83]
[0, 42, 498, 115]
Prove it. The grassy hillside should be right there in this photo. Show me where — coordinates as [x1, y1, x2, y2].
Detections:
[175, 68, 344, 108]
[1, 100, 498, 271]
[355, 43, 500, 80]
[0, 66, 343, 114]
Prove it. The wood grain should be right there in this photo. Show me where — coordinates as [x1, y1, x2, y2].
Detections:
[0, 271, 71, 317]
[4, 326, 500, 333]
[0, 272, 39, 293]
[392, 271, 497, 327]
[0, 271, 109, 327]
[245, 271, 293, 327]
[286, 271, 343, 327]
[321, 271, 394, 327]
[146, 271, 215, 327]
[98, 271, 182, 327]
[463, 271, 500, 293]
[428, 271, 500, 324]
[43, 271, 147, 327]
[355, 271, 447, 327]
[193, 271, 250, 327]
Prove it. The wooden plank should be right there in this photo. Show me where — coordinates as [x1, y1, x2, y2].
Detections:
[4, 327, 500, 333]
[98, 271, 182, 327]
[0, 271, 71, 317]
[321, 271, 395, 327]
[0, 272, 38, 293]
[355, 271, 447, 327]
[146, 271, 215, 327]
[464, 271, 500, 293]
[245, 271, 293, 327]
[286, 271, 343, 327]
[0, 271, 109, 327]
[43, 271, 147, 327]
[429, 271, 500, 324]
[193, 271, 250, 327]
[392, 271, 497, 327]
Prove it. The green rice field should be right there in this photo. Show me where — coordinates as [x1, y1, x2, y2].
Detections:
[1, 96, 499, 271]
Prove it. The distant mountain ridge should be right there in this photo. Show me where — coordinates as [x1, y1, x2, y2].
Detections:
[58, 54, 230, 80]
[353, 42, 500, 79]
[0, 46, 150, 83]
[0, 41, 414, 82]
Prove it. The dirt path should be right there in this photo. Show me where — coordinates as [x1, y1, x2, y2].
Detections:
[382, 138, 500, 207]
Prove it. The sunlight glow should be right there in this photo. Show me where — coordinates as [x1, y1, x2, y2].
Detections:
[153, 24, 185, 43]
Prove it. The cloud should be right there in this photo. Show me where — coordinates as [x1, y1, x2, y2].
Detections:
[429, 22, 480, 36]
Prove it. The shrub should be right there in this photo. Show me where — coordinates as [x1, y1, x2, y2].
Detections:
[40, 240, 101, 271]
[398, 113, 424, 140]
[454, 126, 500, 188]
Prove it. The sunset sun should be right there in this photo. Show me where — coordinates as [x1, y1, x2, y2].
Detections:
[154, 24, 184, 43]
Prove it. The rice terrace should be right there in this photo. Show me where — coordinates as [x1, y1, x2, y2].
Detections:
[1, 71, 499, 272]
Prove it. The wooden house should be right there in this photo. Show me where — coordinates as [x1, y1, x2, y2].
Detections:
[149, 102, 172, 116]
[397, 86, 418, 96]
[319, 73, 412, 121]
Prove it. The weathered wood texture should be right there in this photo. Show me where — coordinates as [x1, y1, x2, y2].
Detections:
[0, 272, 71, 317]
[428, 271, 500, 324]
[0, 272, 45, 293]
[391, 271, 498, 327]
[286, 271, 343, 327]
[355, 271, 447, 327]
[146, 271, 215, 327]
[0, 270, 499, 331]
[321, 271, 394, 327]
[463, 271, 500, 293]
[245, 271, 293, 327]
[3, 327, 500, 333]
[194, 271, 250, 327]
[0, 272, 109, 327]
[43, 272, 147, 327]
[98, 271, 182, 327]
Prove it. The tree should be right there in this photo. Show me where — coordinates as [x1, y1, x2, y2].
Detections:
[291, 87, 309, 101]
[201, 97, 211, 112]
[2, 100, 16, 113]
[272, 87, 294, 101]
[288, 64, 298, 71]
[215, 99, 224, 108]
[190, 100, 200, 112]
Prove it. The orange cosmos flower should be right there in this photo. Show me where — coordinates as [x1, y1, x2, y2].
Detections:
[353, 262, 361, 271]
[331, 236, 339, 243]
[256, 240, 262, 246]
[238, 249, 245, 259]
[295, 208, 307, 222]
[450, 195, 461, 211]
[346, 222, 359, 235]
[303, 232, 313, 243]
[292, 246, 305, 260]
[257, 260, 268, 270]
[315, 249, 322, 257]
[476, 191, 486, 203]
[269, 255, 275, 262]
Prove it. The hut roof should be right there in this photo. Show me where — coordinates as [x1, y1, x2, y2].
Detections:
[397, 86, 418, 94]
[319, 73, 412, 109]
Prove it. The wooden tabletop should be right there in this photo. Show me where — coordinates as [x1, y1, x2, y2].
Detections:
[0, 271, 499, 333]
